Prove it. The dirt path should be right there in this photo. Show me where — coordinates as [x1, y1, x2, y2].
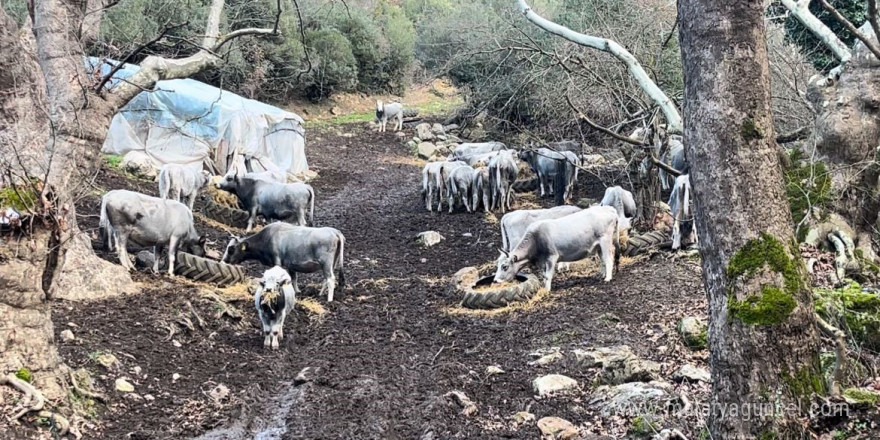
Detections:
[53, 122, 707, 439]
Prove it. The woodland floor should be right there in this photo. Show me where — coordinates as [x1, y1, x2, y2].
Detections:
[17, 120, 869, 439]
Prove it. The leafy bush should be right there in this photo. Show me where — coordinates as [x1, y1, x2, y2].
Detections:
[301, 28, 359, 101]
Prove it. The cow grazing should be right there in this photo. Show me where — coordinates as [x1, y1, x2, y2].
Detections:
[519, 148, 580, 200]
[254, 266, 296, 349]
[436, 160, 468, 212]
[100, 189, 206, 275]
[472, 167, 492, 213]
[222, 222, 346, 302]
[499, 205, 583, 253]
[489, 150, 518, 213]
[158, 164, 212, 210]
[446, 165, 477, 213]
[452, 142, 506, 161]
[600, 186, 637, 223]
[376, 100, 404, 132]
[216, 175, 315, 232]
[495, 205, 620, 290]
[669, 174, 696, 250]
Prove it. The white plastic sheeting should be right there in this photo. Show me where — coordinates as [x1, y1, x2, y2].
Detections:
[89, 57, 307, 178]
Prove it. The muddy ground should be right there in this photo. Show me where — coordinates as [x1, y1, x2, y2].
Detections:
[23, 121, 861, 439]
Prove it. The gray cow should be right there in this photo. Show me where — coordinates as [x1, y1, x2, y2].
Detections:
[669, 174, 696, 250]
[376, 100, 404, 132]
[452, 142, 506, 161]
[471, 166, 492, 213]
[460, 151, 501, 167]
[658, 137, 688, 190]
[158, 163, 212, 210]
[446, 165, 477, 213]
[100, 189, 206, 275]
[600, 186, 637, 222]
[519, 148, 579, 200]
[436, 160, 468, 212]
[216, 175, 315, 232]
[254, 266, 296, 350]
[495, 205, 620, 290]
[222, 222, 346, 302]
[422, 161, 445, 212]
[489, 150, 518, 213]
[499, 205, 582, 253]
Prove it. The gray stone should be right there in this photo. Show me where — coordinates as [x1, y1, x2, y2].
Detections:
[532, 374, 578, 396]
[60, 329, 75, 342]
[443, 124, 460, 132]
[135, 250, 156, 270]
[294, 367, 319, 386]
[120, 151, 158, 179]
[536, 417, 579, 439]
[510, 411, 535, 425]
[486, 365, 505, 375]
[529, 350, 564, 366]
[417, 142, 438, 160]
[431, 123, 445, 135]
[569, 345, 659, 384]
[678, 317, 708, 350]
[406, 140, 418, 151]
[576, 198, 598, 209]
[115, 378, 135, 393]
[444, 390, 477, 416]
[209, 383, 230, 403]
[96, 353, 119, 370]
[581, 154, 606, 167]
[672, 364, 710, 383]
[416, 231, 445, 247]
[591, 381, 674, 416]
[416, 123, 435, 141]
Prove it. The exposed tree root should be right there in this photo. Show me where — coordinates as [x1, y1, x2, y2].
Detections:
[0, 373, 75, 437]
[815, 314, 846, 398]
[654, 428, 689, 440]
[69, 370, 107, 403]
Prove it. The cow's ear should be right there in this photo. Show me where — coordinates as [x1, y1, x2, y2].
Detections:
[240, 243, 247, 251]
[511, 255, 519, 263]
[199, 235, 207, 245]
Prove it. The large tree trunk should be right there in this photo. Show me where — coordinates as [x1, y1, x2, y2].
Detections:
[678, 0, 823, 437]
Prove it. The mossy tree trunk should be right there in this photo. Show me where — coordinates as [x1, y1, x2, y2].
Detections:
[678, 0, 823, 437]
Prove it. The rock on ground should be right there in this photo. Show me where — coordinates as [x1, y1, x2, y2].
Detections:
[678, 317, 708, 350]
[115, 378, 135, 393]
[417, 142, 438, 160]
[569, 345, 660, 384]
[416, 231, 445, 247]
[444, 390, 477, 416]
[59, 329, 75, 342]
[672, 364, 710, 383]
[591, 381, 675, 416]
[120, 151, 158, 179]
[96, 353, 119, 370]
[416, 123, 435, 141]
[532, 374, 578, 396]
[537, 416, 579, 439]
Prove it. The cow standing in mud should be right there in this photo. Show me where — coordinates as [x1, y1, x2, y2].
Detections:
[222, 223, 346, 302]
[216, 175, 315, 232]
[489, 150, 518, 213]
[254, 266, 296, 350]
[494, 205, 620, 290]
[100, 189, 206, 275]
[519, 148, 579, 201]
[669, 174, 697, 250]
[158, 164, 212, 210]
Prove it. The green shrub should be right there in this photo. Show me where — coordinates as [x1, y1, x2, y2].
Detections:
[815, 282, 880, 350]
[16, 367, 33, 383]
[301, 28, 359, 100]
[784, 150, 832, 242]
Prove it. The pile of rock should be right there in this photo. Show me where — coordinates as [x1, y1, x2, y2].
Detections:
[405, 122, 465, 161]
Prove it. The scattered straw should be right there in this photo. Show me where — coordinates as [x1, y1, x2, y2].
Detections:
[297, 297, 326, 316]
[193, 213, 245, 234]
[381, 156, 426, 168]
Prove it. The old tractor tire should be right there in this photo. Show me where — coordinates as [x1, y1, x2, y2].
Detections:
[512, 178, 538, 193]
[452, 267, 542, 310]
[202, 199, 250, 229]
[623, 230, 672, 257]
[174, 252, 247, 286]
[402, 108, 420, 118]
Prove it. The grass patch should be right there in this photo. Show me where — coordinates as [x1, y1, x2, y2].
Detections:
[416, 95, 463, 116]
[104, 154, 123, 169]
[306, 111, 376, 128]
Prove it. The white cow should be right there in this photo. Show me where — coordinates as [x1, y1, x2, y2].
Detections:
[158, 164, 212, 210]
[446, 166, 477, 213]
[254, 266, 297, 350]
[669, 174, 697, 250]
[377, 100, 404, 132]
[495, 205, 620, 290]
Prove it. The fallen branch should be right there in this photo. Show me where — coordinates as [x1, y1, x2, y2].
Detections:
[818, 0, 880, 61]
[0, 373, 45, 419]
[187, 300, 207, 329]
[775, 126, 810, 144]
[815, 314, 846, 398]
[69, 370, 107, 403]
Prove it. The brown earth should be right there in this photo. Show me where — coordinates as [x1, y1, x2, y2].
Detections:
[5, 121, 859, 439]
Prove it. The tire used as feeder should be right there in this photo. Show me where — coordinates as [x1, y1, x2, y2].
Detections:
[512, 178, 538, 193]
[174, 252, 247, 286]
[202, 198, 250, 229]
[452, 267, 542, 310]
[623, 229, 672, 257]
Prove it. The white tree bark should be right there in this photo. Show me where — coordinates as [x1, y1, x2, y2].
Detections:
[779, 0, 853, 63]
[516, 0, 684, 134]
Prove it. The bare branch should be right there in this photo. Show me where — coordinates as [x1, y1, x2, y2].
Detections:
[818, 0, 880, 60]
[779, 0, 853, 64]
[565, 95, 647, 146]
[95, 22, 188, 93]
[775, 126, 810, 144]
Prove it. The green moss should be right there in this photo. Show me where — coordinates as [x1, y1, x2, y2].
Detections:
[741, 118, 763, 142]
[782, 359, 826, 399]
[759, 432, 778, 440]
[630, 415, 659, 435]
[726, 233, 801, 325]
[698, 428, 710, 440]
[783, 150, 832, 242]
[103, 154, 123, 169]
[0, 184, 37, 212]
[815, 282, 880, 350]
[15, 367, 33, 383]
[842, 387, 880, 405]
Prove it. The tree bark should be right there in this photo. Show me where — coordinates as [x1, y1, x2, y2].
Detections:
[678, 0, 823, 438]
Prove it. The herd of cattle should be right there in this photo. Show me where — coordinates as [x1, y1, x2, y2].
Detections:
[94, 135, 695, 349]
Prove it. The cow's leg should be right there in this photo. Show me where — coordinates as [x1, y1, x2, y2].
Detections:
[246, 208, 258, 233]
[448, 188, 455, 214]
[324, 265, 337, 302]
[167, 236, 179, 276]
[116, 233, 134, 271]
[542, 256, 558, 291]
[599, 236, 615, 282]
[671, 218, 681, 250]
[152, 244, 163, 273]
[187, 193, 196, 211]
[291, 272, 301, 294]
[464, 187, 472, 212]
[426, 185, 433, 212]
[483, 190, 490, 213]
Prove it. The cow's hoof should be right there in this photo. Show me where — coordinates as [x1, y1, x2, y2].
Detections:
[453, 268, 541, 310]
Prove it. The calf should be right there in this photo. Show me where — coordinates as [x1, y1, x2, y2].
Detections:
[422, 161, 445, 212]
[100, 189, 206, 275]
[489, 150, 518, 213]
[446, 166, 477, 213]
[222, 222, 346, 302]
[452, 142, 506, 160]
[494, 205, 619, 290]
[216, 175, 315, 232]
[254, 266, 296, 350]
[669, 174, 697, 250]
[499, 205, 582, 272]
[158, 164, 212, 210]
[436, 160, 468, 211]
[376, 100, 404, 132]
[471, 167, 492, 213]
[519, 148, 579, 200]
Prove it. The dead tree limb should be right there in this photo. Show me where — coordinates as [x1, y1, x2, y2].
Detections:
[95, 22, 189, 93]
[815, 314, 846, 398]
[775, 126, 810, 144]
[0, 373, 45, 420]
[818, 0, 880, 60]
[565, 95, 647, 146]
[517, 0, 683, 134]
[779, 0, 853, 63]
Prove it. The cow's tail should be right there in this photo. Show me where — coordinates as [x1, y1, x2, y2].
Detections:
[500, 221, 509, 252]
[613, 216, 621, 272]
[308, 185, 315, 226]
[99, 195, 113, 251]
[334, 232, 345, 292]
[158, 167, 170, 199]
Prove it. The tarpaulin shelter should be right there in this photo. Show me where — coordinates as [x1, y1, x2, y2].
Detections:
[89, 57, 307, 179]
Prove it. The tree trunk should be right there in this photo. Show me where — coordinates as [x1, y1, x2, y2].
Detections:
[678, 0, 823, 437]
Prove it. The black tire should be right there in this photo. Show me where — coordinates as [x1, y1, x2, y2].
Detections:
[402, 108, 420, 118]
[174, 252, 247, 286]
[202, 198, 250, 229]
[512, 178, 538, 193]
[457, 273, 542, 310]
[624, 230, 672, 257]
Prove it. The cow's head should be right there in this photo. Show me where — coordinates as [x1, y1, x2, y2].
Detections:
[216, 174, 239, 193]
[183, 235, 207, 257]
[494, 249, 525, 284]
[221, 235, 246, 264]
[199, 170, 213, 188]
